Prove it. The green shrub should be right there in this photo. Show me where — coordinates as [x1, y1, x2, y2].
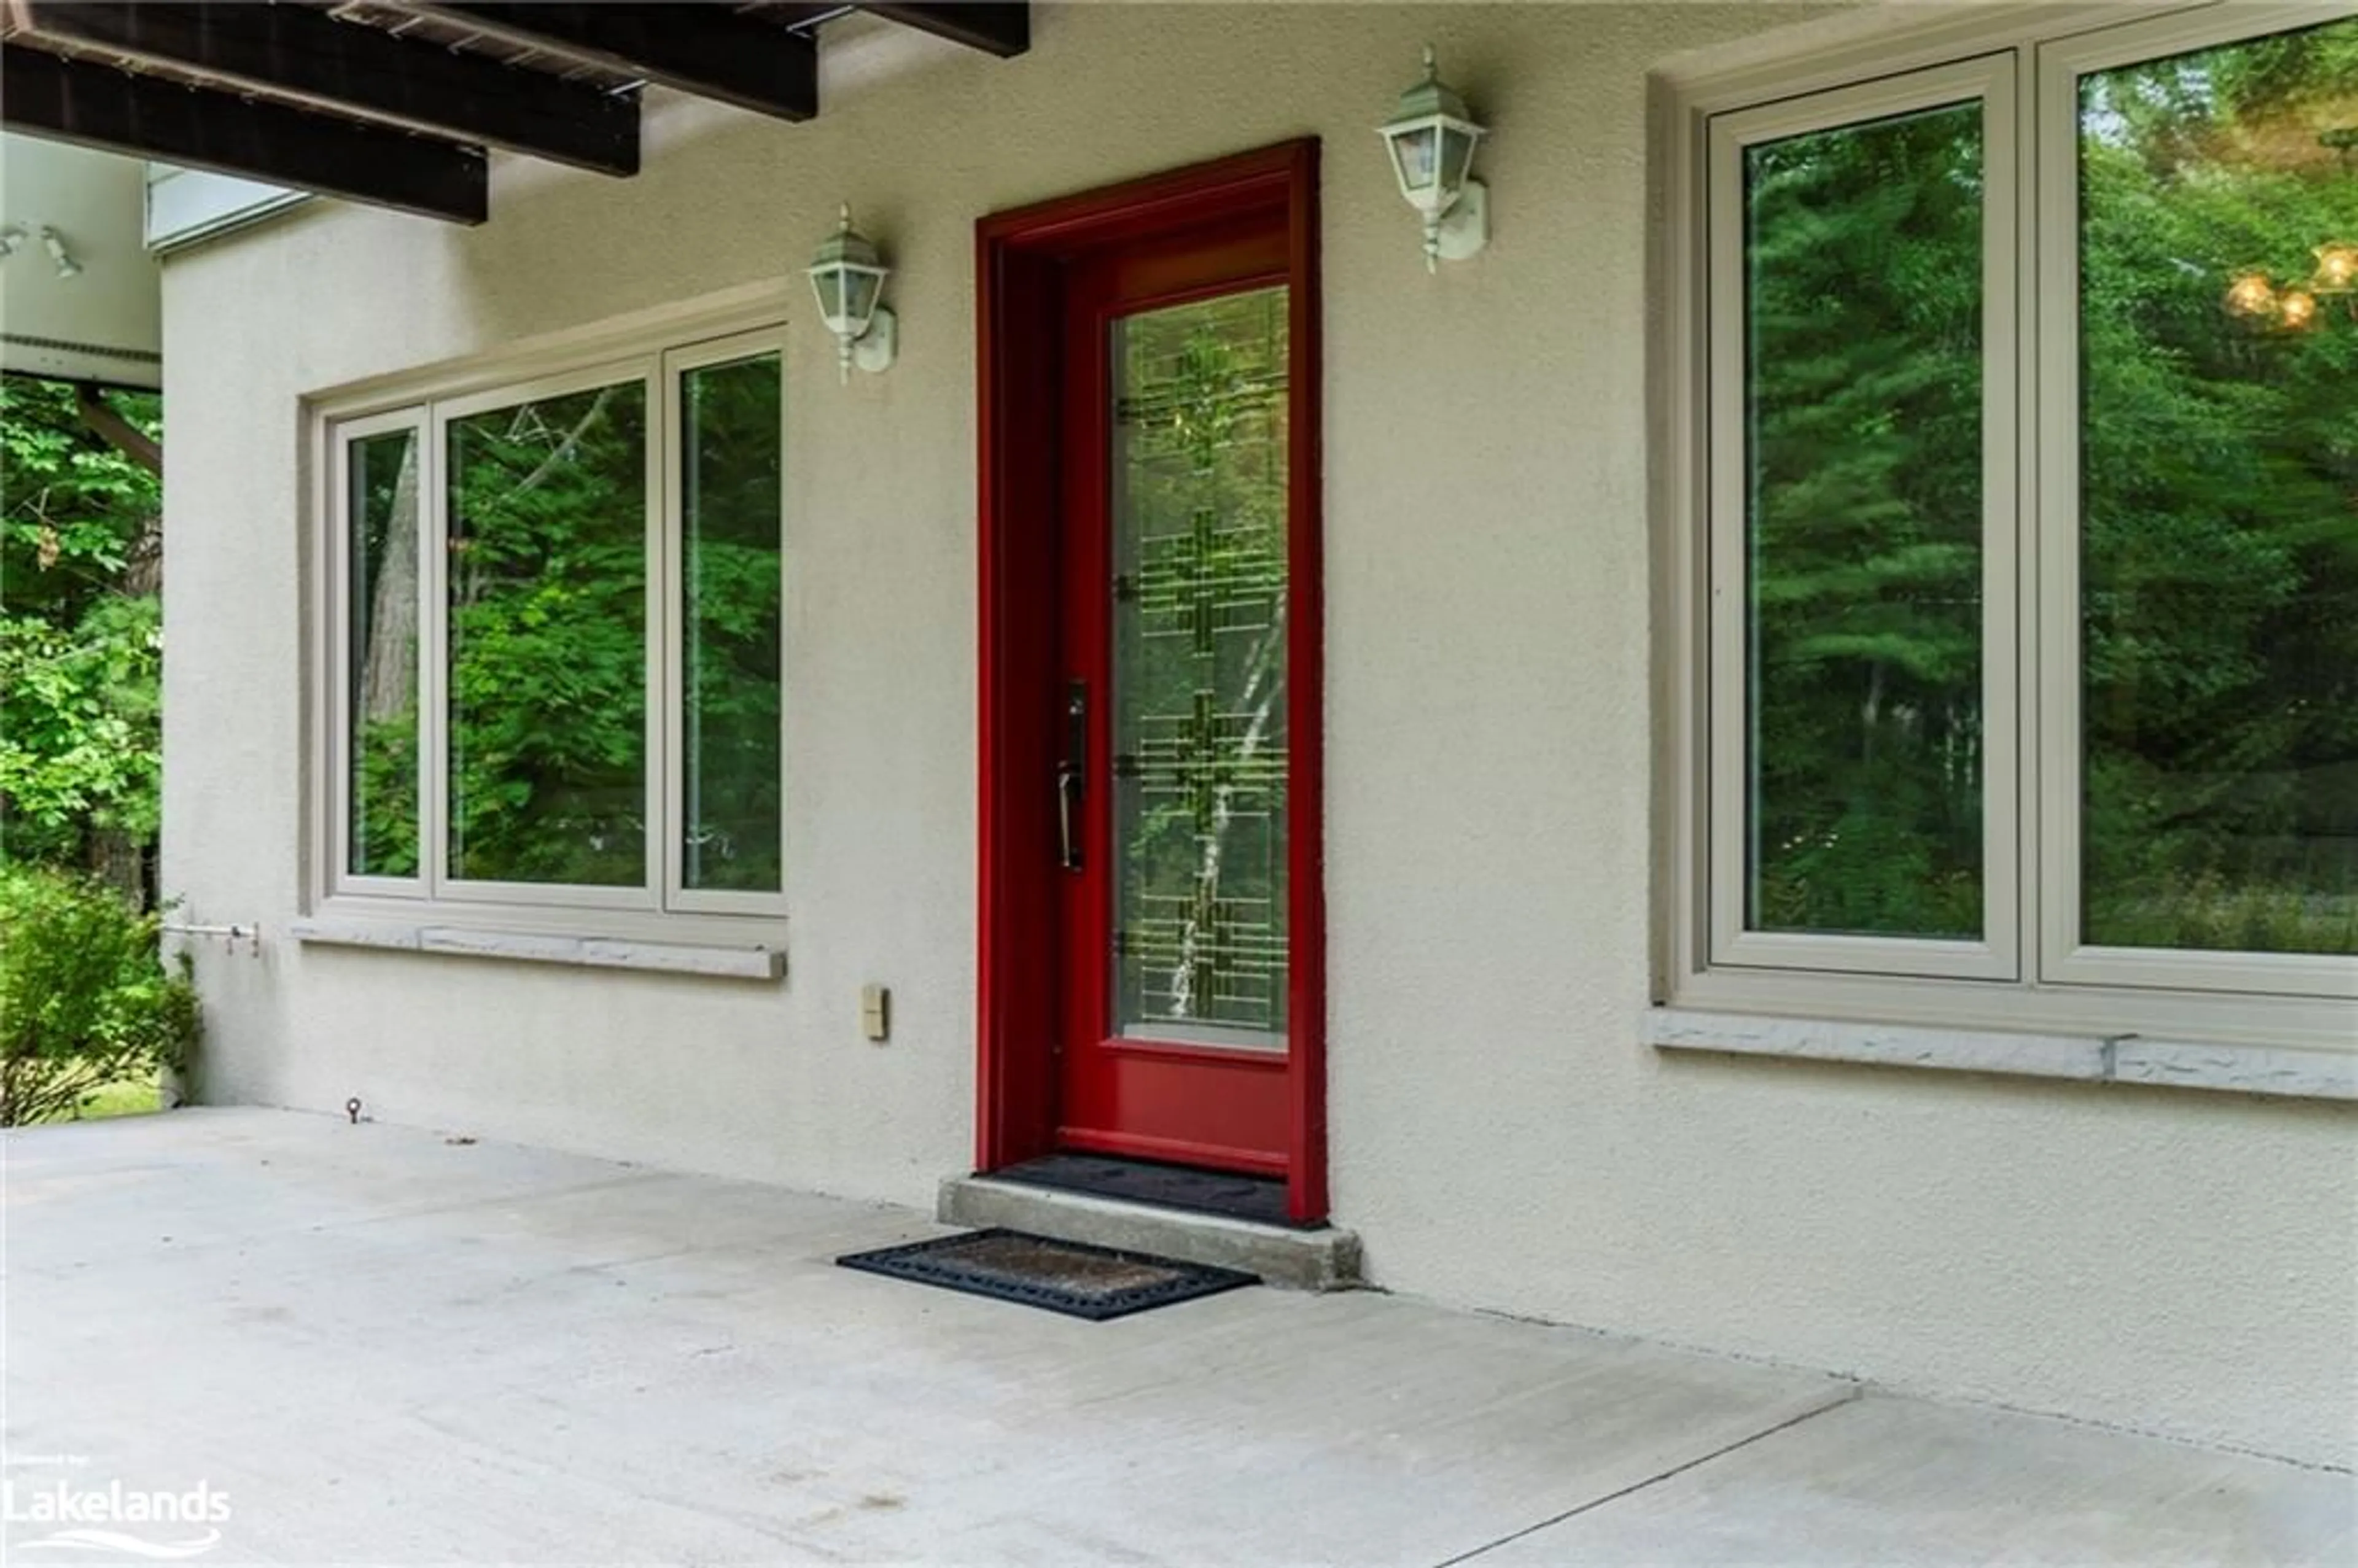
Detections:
[0, 866, 198, 1126]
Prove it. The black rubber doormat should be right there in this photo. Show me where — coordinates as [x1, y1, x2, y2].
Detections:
[836, 1228, 1258, 1321]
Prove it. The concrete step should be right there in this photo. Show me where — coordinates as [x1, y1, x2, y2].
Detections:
[937, 1174, 1362, 1292]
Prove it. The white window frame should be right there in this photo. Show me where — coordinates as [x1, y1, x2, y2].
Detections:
[307, 290, 791, 945]
[428, 354, 666, 915]
[1657, 1, 2358, 1057]
[1705, 54, 2020, 984]
[2033, 2, 2358, 1003]
[661, 325, 792, 919]
[324, 403, 430, 903]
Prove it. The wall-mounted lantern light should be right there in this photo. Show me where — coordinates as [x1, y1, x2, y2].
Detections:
[2223, 270, 2278, 319]
[1378, 46, 1488, 272]
[0, 222, 84, 278]
[807, 204, 895, 382]
[2312, 241, 2357, 296]
[2224, 241, 2357, 332]
[40, 225, 83, 279]
[2220, 131, 2355, 332]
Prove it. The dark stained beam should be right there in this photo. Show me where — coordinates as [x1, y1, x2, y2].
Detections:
[12, 2, 637, 176]
[74, 384, 162, 477]
[765, 4, 856, 31]
[859, 4, 1028, 58]
[0, 44, 488, 223]
[410, 4, 818, 122]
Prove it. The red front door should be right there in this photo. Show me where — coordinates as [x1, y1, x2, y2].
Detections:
[1053, 218, 1296, 1176]
[976, 141, 1326, 1220]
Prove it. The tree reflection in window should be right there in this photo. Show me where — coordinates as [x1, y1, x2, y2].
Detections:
[681, 354, 784, 894]
[1743, 102, 1987, 939]
[446, 382, 648, 886]
[2079, 19, 2358, 955]
[348, 427, 421, 878]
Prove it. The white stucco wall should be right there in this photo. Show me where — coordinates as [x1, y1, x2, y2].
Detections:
[161, 2, 2357, 1467]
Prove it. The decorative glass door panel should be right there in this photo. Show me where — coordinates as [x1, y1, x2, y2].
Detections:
[1108, 287, 1291, 1052]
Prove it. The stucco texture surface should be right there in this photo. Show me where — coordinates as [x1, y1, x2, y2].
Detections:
[160, 2, 2358, 1467]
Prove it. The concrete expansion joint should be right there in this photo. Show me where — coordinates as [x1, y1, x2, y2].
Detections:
[1431, 1386, 1864, 1566]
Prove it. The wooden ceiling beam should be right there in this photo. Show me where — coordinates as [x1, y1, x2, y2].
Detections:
[765, 4, 857, 32]
[407, 3, 819, 122]
[10, 2, 638, 177]
[0, 43, 488, 223]
[858, 4, 1029, 58]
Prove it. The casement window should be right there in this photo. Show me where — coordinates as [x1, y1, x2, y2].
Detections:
[1664, 2, 2358, 1062]
[314, 318, 785, 941]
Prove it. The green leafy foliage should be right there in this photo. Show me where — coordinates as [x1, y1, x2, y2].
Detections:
[0, 864, 198, 1126]
[0, 596, 162, 852]
[0, 377, 163, 874]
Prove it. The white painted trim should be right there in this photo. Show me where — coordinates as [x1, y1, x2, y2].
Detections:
[311, 890, 785, 948]
[1654, 1007, 2097, 1081]
[324, 407, 427, 896]
[290, 917, 784, 980]
[1649, 64, 1711, 1009]
[1653, 2, 2211, 110]
[418, 381, 451, 910]
[1650, 1009, 2357, 1101]
[1668, 962, 2358, 1054]
[308, 282, 793, 425]
[145, 166, 308, 254]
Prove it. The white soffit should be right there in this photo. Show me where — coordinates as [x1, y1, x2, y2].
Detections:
[0, 134, 161, 389]
[144, 164, 309, 256]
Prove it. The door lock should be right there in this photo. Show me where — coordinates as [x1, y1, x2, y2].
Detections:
[1059, 681, 1086, 871]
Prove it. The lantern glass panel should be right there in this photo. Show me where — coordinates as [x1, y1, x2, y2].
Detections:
[811, 268, 847, 328]
[842, 268, 883, 329]
[1440, 126, 1478, 193]
[1390, 125, 1439, 193]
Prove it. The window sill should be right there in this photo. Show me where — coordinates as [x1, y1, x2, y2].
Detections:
[1649, 1008, 2355, 1101]
[289, 917, 784, 980]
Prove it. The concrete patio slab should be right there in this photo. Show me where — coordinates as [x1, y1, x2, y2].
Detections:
[1474, 1392, 2356, 1567]
[4, 1109, 2346, 1566]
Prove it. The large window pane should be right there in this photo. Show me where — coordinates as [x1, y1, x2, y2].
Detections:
[446, 381, 647, 886]
[1743, 102, 1986, 939]
[347, 428, 419, 877]
[680, 354, 783, 893]
[1110, 287, 1290, 1046]
[2079, 20, 2358, 955]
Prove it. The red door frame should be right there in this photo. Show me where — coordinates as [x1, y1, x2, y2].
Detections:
[975, 139, 1326, 1223]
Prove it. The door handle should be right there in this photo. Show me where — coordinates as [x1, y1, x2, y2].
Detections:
[1059, 681, 1086, 871]
[1057, 761, 1083, 871]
